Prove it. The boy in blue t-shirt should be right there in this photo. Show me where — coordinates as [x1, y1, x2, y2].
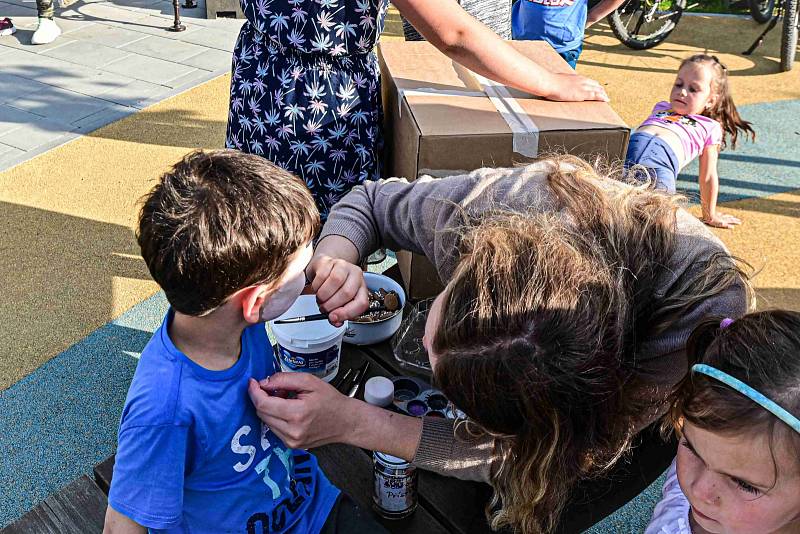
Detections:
[512, 0, 626, 68]
[104, 150, 385, 534]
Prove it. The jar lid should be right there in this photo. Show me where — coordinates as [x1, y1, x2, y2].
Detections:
[375, 452, 409, 466]
[364, 376, 394, 407]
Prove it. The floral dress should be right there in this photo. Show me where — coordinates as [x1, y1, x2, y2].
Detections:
[226, 0, 389, 220]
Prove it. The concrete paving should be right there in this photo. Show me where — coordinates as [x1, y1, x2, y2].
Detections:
[0, 0, 243, 170]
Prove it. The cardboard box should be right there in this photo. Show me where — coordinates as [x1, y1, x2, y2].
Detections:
[378, 40, 630, 299]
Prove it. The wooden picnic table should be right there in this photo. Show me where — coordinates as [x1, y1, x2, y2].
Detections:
[2, 266, 672, 534]
[314, 339, 497, 534]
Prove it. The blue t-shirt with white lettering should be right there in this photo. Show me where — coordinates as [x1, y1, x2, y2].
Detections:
[512, 0, 587, 53]
[108, 310, 339, 533]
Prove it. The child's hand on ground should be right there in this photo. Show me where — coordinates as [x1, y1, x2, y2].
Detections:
[306, 254, 369, 326]
[248, 373, 356, 449]
[702, 212, 741, 229]
[545, 73, 609, 102]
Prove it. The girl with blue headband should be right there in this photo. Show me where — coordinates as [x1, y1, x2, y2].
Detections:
[647, 311, 800, 534]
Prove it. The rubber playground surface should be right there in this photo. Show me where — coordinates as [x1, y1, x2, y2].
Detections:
[0, 12, 797, 531]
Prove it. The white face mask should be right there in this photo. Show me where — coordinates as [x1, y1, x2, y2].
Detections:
[258, 244, 313, 322]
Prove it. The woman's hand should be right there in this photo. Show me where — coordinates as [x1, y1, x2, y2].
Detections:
[248, 373, 356, 449]
[393, 0, 609, 102]
[306, 253, 369, 326]
[248, 372, 424, 460]
[544, 73, 609, 102]
[702, 212, 741, 229]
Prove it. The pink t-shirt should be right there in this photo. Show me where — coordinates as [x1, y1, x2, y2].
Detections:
[640, 101, 722, 168]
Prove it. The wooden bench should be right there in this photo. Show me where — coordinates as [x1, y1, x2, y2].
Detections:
[1, 476, 106, 534]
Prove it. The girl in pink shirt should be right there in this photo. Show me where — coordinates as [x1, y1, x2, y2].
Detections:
[625, 55, 755, 229]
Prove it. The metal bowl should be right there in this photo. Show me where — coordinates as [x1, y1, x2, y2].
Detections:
[343, 272, 406, 346]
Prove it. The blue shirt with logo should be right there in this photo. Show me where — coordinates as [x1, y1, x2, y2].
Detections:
[108, 310, 340, 533]
[512, 0, 587, 53]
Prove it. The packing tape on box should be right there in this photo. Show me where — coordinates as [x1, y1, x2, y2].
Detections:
[398, 88, 486, 113]
[398, 77, 540, 158]
[470, 72, 540, 158]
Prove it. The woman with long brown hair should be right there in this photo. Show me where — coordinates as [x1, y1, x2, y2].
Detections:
[248, 157, 751, 533]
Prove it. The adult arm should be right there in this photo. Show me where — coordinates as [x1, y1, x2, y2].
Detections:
[586, 0, 627, 26]
[248, 374, 495, 483]
[309, 176, 460, 321]
[392, 0, 608, 102]
[311, 167, 556, 320]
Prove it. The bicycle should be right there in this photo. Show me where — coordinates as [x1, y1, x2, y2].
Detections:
[744, 0, 798, 71]
[602, 0, 797, 71]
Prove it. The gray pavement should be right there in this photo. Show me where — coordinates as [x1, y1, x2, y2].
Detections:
[0, 0, 243, 170]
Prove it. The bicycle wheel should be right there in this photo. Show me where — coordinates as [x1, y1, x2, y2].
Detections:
[782, 0, 798, 71]
[608, 0, 687, 50]
[750, 0, 776, 22]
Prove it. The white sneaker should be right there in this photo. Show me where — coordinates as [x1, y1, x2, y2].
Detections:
[31, 17, 61, 45]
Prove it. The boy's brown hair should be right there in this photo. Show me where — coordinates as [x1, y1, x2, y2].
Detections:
[137, 149, 319, 316]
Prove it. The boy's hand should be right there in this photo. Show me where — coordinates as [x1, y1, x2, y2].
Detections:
[307, 254, 369, 326]
[545, 73, 609, 102]
[248, 374, 355, 449]
[702, 212, 741, 229]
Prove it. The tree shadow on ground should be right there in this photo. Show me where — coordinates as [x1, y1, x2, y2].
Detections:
[0, 201, 154, 390]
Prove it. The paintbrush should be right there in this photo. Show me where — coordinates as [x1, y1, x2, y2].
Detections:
[273, 302, 396, 325]
[347, 361, 371, 398]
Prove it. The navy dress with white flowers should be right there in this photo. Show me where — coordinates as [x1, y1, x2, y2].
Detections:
[226, 0, 389, 220]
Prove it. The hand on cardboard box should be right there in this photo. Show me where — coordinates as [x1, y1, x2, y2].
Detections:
[545, 73, 609, 103]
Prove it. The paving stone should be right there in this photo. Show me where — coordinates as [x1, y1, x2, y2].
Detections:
[94, 14, 203, 39]
[119, 33, 208, 62]
[163, 67, 217, 89]
[0, 74, 53, 104]
[0, 0, 36, 8]
[111, 0, 169, 10]
[60, 2, 152, 24]
[0, 103, 45, 131]
[12, 13, 97, 34]
[179, 46, 232, 71]
[1, 49, 136, 97]
[94, 78, 170, 108]
[150, 0, 244, 27]
[102, 52, 197, 84]
[117, 0, 179, 17]
[5, 86, 116, 123]
[0, 27, 78, 52]
[42, 40, 133, 68]
[63, 23, 149, 48]
[179, 25, 238, 51]
[0, 0, 36, 16]
[0, 142, 25, 162]
[0, 116, 73, 150]
[72, 105, 133, 131]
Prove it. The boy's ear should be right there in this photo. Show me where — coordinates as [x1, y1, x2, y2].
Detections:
[240, 284, 272, 324]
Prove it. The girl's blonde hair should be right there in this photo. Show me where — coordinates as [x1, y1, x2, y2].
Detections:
[432, 156, 750, 534]
[681, 54, 755, 150]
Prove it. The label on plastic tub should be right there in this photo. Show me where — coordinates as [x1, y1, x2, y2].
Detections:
[277, 344, 339, 379]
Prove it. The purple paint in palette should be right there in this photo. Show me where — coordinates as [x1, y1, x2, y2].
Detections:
[389, 376, 463, 419]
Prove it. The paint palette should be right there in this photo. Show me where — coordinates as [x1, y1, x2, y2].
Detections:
[391, 298, 434, 377]
[390, 376, 463, 420]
